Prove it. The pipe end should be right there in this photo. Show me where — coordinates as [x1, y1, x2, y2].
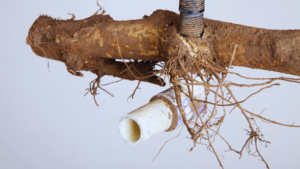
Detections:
[118, 116, 142, 146]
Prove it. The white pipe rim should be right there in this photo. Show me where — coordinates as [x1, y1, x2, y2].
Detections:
[118, 115, 143, 146]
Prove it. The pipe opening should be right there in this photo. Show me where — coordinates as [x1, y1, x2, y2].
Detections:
[119, 118, 141, 144]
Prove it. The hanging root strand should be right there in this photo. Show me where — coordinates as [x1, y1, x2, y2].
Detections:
[84, 75, 118, 107]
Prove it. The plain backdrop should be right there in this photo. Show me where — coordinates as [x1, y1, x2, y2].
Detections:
[0, 0, 300, 169]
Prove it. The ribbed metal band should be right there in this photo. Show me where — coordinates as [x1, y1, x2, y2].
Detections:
[179, 0, 204, 11]
[179, 0, 205, 38]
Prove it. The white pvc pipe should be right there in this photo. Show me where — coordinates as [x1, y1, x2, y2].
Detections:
[118, 86, 205, 146]
[118, 99, 173, 146]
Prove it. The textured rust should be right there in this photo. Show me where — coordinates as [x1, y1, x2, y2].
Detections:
[27, 10, 300, 77]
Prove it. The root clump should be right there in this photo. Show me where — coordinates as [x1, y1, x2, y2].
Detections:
[151, 43, 300, 169]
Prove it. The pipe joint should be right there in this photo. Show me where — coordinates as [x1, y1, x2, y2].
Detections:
[118, 86, 205, 146]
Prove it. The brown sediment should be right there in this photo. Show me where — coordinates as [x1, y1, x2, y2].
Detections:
[26, 10, 300, 80]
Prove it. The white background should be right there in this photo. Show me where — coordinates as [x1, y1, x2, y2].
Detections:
[0, 0, 300, 169]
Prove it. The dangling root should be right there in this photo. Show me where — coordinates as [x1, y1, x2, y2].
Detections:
[84, 76, 120, 107]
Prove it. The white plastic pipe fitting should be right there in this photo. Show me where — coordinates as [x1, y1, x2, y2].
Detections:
[118, 99, 173, 146]
[118, 86, 205, 146]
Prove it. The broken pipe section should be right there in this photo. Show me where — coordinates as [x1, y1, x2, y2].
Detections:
[118, 86, 205, 146]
